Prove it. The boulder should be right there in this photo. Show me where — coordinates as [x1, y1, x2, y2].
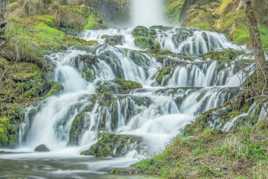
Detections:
[34, 144, 50, 152]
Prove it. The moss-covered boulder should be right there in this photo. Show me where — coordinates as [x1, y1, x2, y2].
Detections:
[202, 48, 243, 62]
[132, 26, 160, 50]
[96, 79, 142, 94]
[81, 132, 144, 157]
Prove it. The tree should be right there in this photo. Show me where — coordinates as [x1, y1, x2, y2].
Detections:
[244, 0, 267, 93]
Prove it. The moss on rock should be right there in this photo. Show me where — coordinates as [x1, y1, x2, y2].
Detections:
[96, 79, 142, 94]
[202, 48, 243, 62]
[132, 26, 160, 50]
[0, 57, 61, 147]
[81, 132, 143, 157]
[1, 15, 96, 68]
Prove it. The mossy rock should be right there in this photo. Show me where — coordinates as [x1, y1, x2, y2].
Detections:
[202, 49, 243, 62]
[165, 0, 185, 22]
[132, 26, 160, 50]
[0, 57, 62, 146]
[55, 5, 102, 31]
[155, 66, 174, 84]
[101, 34, 124, 46]
[81, 132, 144, 157]
[96, 79, 142, 94]
[0, 116, 16, 146]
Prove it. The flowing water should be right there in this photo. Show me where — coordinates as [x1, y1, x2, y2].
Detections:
[0, 0, 254, 178]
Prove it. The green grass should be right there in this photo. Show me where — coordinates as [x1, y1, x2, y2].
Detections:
[131, 96, 268, 178]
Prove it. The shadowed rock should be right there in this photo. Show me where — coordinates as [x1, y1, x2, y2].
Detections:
[34, 144, 50, 152]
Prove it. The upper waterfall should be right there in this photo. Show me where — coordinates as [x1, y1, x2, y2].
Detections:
[130, 0, 167, 26]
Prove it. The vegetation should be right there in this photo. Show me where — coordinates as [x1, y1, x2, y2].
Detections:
[168, 0, 268, 49]
[0, 1, 268, 178]
[130, 92, 268, 178]
[0, 0, 102, 146]
[81, 132, 143, 157]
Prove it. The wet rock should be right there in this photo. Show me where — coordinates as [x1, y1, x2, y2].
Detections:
[81, 132, 145, 157]
[102, 35, 124, 46]
[172, 28, 194, 47]
[132, 26, 160, 50]
[34, 144, 50, 152]
[202, 49, 243, 62]
[96, 79, 142, 94]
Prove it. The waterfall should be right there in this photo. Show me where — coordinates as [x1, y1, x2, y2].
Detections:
[11, 24, 254, 174]
[130, 0, 167, 26]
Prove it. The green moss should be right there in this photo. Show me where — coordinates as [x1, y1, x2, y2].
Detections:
[113, 78, 142, 92]
[203, 49, 242, 62]
[81, 132, 143, 157]
[0, 115, 18, 147]
[155, 66, 173, 84]
[0, 117, 10, 145]
[132, 26, 160, 50]
[96, 79, 142, 94]
[55, 5, 102, 31]
[165, 0, 185, 22]
[232, 24, 250, 45]
[260, 24, 268, 50]
[0, 57, 59, 146]
[2, 15, 96, 64]
[84, 14, 100, 30]
[44, 81, 62, 98]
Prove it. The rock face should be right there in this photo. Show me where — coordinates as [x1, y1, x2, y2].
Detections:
[81, 132, 144, 157]
[34, 144, 50, 152]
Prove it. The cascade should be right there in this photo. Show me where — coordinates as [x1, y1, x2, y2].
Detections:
[19, 26, 251, 155]
[0, 0, 255, 177]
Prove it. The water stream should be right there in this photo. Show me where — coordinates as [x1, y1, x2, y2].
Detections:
[0, 0, 254, 178]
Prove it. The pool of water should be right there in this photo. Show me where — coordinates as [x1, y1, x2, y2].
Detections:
[0, 151, 156, 179]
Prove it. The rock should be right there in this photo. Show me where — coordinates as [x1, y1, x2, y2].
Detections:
[202, 49, 243, 62]
[96, 79, 142, 94]
[132, 26, 160, 50]
[34, 144, 50, 152]
[102, 35, 124, 46]
[81, 132, 145, 157]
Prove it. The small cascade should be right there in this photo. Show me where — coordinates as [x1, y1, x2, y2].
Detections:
[18, 26, 253, 167]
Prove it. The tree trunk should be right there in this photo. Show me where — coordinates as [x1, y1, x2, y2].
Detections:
[245, 0, 267, 92]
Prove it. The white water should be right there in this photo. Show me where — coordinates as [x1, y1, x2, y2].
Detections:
[130, 0, 167, 26]
[19, 28, 250, 153]
[0, 1, 255, 176]
[1, 27, 253, 175]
